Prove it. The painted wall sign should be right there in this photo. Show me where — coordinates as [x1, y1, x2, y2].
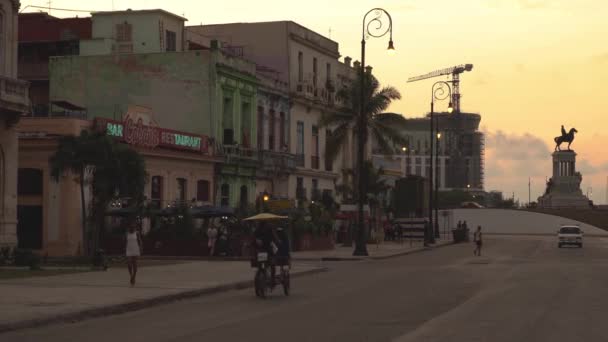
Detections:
[95, 118, 209, 154]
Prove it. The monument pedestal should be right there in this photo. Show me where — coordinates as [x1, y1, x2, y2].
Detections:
[538, 150, 590, 208]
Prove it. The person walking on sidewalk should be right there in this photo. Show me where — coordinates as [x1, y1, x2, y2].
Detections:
[125, 220, 143, 286]
[473, 225, 483, 256]
[207, 225, 218, 257]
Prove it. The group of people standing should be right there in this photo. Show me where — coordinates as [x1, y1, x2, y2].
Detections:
[456, 220, 483, 256]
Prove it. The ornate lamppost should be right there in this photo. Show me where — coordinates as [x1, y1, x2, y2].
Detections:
[430, 81, 452, 242]
[353, 8, 395, 256]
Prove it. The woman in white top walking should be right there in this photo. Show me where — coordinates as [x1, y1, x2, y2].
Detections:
[125, 220, 143, 286]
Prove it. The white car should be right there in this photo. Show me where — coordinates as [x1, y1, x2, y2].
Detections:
[557, 225, 583, 248]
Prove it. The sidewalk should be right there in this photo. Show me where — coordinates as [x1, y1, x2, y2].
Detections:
[0, 261, 324, 333]
[292, 239, 453, 261]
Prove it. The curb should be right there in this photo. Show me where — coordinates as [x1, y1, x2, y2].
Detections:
[292, 241, 455, 262]
[0, 267, 327, 335]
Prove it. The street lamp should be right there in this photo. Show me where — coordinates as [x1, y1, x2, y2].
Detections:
[353, 8, 394, 257]
[430, 81, 452, 242]
[402, 146, 407, 152]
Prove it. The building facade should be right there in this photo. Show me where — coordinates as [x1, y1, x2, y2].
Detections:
[0, 0, 29, 248]
[16, 114, 216, 256]
[18, 12, 92, 116]
[189, 21, 358, 203]
[372, 111, 485, 192]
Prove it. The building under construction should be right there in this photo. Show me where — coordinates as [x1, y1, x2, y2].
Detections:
[371, 111, 485, 192]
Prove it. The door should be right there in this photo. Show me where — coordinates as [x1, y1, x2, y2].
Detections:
[17, 205, 43, 249]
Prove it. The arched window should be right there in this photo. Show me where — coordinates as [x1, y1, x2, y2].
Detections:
[220, 184, 230, 207]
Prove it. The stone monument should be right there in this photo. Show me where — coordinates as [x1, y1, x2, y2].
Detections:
[538, 126, 590, 208]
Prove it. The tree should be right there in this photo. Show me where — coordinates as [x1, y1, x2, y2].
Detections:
[320, 72, 407, 256]
[50, 130, 146, 256]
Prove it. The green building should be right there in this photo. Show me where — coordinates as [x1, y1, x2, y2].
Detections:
[50, 42, 259, 208]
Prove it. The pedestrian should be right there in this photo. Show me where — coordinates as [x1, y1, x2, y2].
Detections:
[125, 219, 142, 286]
[462, 220, 468, 230]
[457, 220, 462, 230]
[473, 225, 483, 256]
[207, 224, 218, 257]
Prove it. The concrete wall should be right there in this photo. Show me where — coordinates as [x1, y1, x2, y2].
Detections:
[190, 22, 290, 83]
[49, 51, 213, 136]
[82, 11, 185, 55]
[442, 209, 608, 236]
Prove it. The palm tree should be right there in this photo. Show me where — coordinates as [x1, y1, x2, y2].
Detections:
[363, 162, 390, 243]
[50, 130, 147, 255]
[320, 72, 407, 256]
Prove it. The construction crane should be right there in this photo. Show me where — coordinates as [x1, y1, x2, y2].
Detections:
[407, 64, 473, 113]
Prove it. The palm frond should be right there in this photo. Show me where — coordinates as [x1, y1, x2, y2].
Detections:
[324, 122, 350, 164]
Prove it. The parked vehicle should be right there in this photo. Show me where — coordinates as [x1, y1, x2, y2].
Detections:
[558, 225, 583, 248]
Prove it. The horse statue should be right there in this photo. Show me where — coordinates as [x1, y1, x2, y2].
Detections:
[554, 125, 577, 151]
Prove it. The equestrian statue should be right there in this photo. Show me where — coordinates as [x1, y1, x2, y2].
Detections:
[554, 125, 577, 151]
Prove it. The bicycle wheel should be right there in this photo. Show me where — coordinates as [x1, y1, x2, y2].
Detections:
[255, 268, 267, 298]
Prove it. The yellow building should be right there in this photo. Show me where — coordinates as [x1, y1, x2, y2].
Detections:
[0, 0, 30, 248]
[17, 113, 217, 256]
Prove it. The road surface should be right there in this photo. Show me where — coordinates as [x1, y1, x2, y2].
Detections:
[5, 235, 608, 342]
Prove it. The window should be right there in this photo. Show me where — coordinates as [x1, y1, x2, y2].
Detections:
[151, 176, 163, 208]
[313, 57, 318, 87]
[298, 52, 303, 82]
[176, 178, 187, 201]
[296, 121, 304, 167]
[415, 166, 421, 176]
[196, 180, 210, 202]
[311, 126, 319, 169]
[296, 177, 305, 200]
[279, 112, 286, 150]
[325, 129, 333, 171]
[116, 22, 132, 42]
[223, 97, 234, 144]
[221, 184, 230, 207]
[257, 106, 264, 150]
[240, 186, 248, 209]
[268, 110, 276, 150]
[326, 63, 331, 82]
[312, 179, 319, 200]
[18, 169, 43, 196]
[241, 102, 251, 148]
[166, 30, 176, 51]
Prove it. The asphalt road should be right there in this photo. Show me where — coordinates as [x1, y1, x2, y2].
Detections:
[5, 235, 608, 342]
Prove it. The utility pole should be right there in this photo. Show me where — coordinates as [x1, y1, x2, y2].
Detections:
[528, 177, 532, 207]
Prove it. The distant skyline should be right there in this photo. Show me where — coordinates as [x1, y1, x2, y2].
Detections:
[20, 0, 608, 204]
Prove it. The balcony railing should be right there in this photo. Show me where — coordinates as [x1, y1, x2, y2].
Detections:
[295, 154, 305, 167]
[311, 156, 320, 169]
[216, 144, 258, 162]
[258, 150, 296, 171]
[0, 76, 30, 114]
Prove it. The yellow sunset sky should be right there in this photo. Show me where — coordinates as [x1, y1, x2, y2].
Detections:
[21, 0, 608, 203]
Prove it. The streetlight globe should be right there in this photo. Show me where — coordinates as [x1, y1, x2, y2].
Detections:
[263, 194, 269, 202]
[467, 184, 471, 189]
[447, 102, 454, 113]
[436, 132, 442, 139]
[402, 146, 407, 152]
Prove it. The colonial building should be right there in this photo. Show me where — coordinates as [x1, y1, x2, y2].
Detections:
[0, 0, 29, 248]
[188, 21, 358, 204]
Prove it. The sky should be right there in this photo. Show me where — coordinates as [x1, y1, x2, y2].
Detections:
[21, 0, 608, 203]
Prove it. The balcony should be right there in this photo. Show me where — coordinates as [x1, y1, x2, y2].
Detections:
[311, 156, 320, 169]
[217, 144, 258, 165]
[0, 76, 30, 115]
[258, 150, 296, 173]
[295, 154, 305, 167]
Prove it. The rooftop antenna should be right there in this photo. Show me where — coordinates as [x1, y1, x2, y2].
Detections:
[47, 0, 51, 14]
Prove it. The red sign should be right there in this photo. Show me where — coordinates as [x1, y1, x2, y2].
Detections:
[94, 118, 210, 154]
